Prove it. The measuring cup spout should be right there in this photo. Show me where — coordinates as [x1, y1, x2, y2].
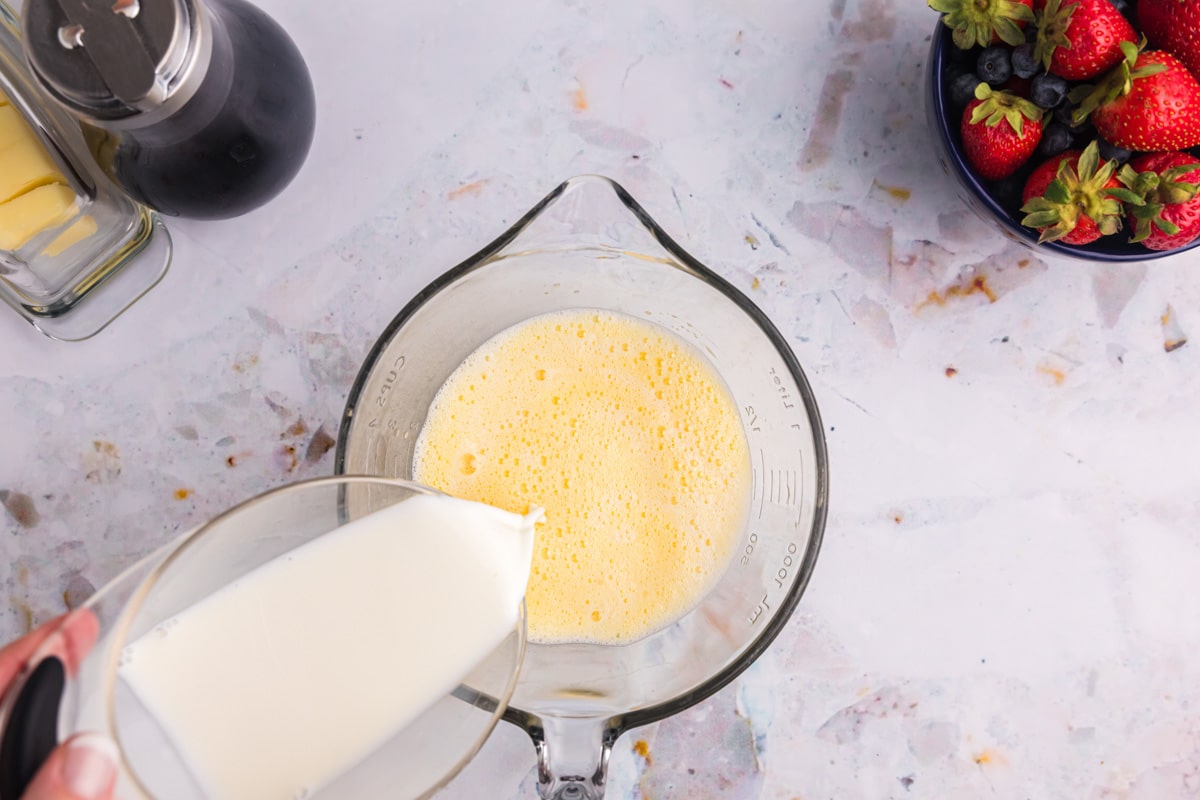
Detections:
[529, 715, 617, 800]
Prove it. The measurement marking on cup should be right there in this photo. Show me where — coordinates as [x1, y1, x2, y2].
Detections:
[365, 434, 383, 465]
[751, 466, 758, 516]
[747, 395, 806, 522]
[372, 354, 408, 410]
[773, 542, 799, 589]
[748, 592, 770, 625]
[769, 469, 796, 506]
[739, 532, 759, 567]
[750, 543, 799, 622]
[769, 367, 795, 410]
[753, 456, 799, 520]
[765, 369, 808, 432]
[744, 405, 762, 434]
[758, 449, 766, 517]
[794, 462, 804, 525]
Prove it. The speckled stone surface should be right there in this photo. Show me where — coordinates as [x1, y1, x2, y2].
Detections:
[3, 0, 1200, 797]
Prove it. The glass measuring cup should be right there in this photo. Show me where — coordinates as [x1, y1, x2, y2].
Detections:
[336, 176, 829, 799]
[0, 476, 525, 800]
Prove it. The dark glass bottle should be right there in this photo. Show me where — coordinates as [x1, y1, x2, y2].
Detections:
[22, 0, 315, 220]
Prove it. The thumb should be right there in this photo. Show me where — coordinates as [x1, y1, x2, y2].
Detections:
[21, 733, 118, 800]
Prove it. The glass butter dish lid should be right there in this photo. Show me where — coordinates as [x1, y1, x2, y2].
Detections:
[0, 0, 169, 341]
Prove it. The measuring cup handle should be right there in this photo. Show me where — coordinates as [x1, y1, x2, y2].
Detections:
[0, 656, 66, 800]
[528, 716, 617, 800]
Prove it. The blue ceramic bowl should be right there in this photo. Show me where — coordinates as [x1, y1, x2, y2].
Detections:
[925, 20, 1200, 263]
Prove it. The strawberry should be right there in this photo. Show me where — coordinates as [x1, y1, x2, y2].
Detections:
[1034, 0, 1137, 80]
[961, 84, 1044, 181]
[1117, 152, 1200, 251]
[930, 0, 1036, 48]
[1073, 43, 1200, 151]
[1137, 0, 1200, 80]
[1020, 141, 1128, 244]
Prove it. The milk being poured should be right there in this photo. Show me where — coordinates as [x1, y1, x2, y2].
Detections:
[118, 494, 538, 800]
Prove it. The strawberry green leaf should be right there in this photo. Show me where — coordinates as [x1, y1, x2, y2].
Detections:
[931, 0, 1036, 49]
[1022, 143, 1128, 243]
[1034, 0, 1077, 72]
[1129, 63, 1168, 80]
[1045, 179, 1071, 205]
[1164, 184, 1199, 205]
[951, 24, 974, 50]
[1038, 221, 1075, 244]
[1077, 143, 1100, 182]
[1021, 190, 1082, 243]
[969, 84, 1042, 136]
[1020, 196, 1054, 213]
[1097, 197, 1124, 219]
[1154, 217, 1182, 235]
[1105, 188, 1145, 205]
[1117, 164, 1146, 188]
[1126, 194, 1180, 242]
[1157, 168, 1200, 205]
[1097, 215, 1122, 236]
[1070, 43, 1150, 124]
[993, 17, 1024, 47]
[1022, 208, 1063, 228]
[1129, 219, 1152, 243]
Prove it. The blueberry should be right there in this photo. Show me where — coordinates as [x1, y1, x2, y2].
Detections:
[1012, 43, 1040, 79]
[1097, 138, 1133, 163]
[1025, 24, 1039, 43]
[948, 72, 983, 107]
[1036, 123, 1073, 159]
[977, 46, 1013, 85]
[1031, 73, 1069, 108]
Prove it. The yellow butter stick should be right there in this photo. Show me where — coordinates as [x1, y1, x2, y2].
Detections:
[0, 105, 68, 204]
[43, 215, 97, 257]
[0, 184, 79, 251]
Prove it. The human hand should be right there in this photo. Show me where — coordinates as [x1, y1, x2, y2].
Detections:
[0, 612, 116, 800]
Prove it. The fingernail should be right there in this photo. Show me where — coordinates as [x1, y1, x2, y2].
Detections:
[62, 733, 118, 799]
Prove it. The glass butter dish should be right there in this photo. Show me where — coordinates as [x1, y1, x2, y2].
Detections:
[0, 1, 169, 341]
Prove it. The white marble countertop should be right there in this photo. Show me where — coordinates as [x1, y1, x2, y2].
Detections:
[3, 0, 1200, 797]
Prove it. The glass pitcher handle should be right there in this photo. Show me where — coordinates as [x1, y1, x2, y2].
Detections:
[0, 656, 65, 800]
[530, 717, 618, 800]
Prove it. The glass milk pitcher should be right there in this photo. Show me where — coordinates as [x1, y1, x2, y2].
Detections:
[0, 477, 527, 800]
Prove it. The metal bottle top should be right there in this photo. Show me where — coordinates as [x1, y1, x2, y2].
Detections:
[21, 0, 212, 128]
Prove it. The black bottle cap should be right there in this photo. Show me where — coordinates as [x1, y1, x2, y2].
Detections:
[21, 0, 209, 126]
